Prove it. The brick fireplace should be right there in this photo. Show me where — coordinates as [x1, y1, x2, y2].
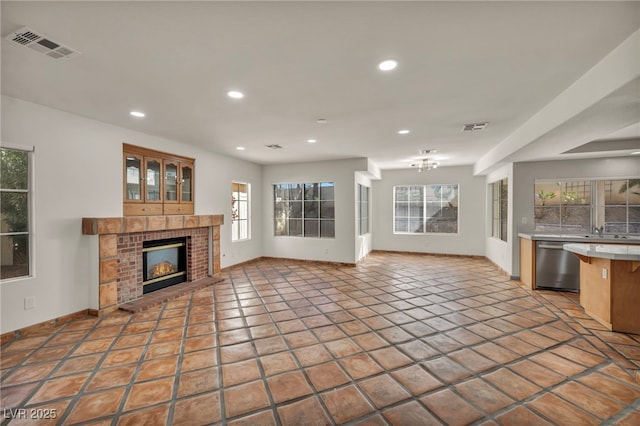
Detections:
[82, 214, 223, 314]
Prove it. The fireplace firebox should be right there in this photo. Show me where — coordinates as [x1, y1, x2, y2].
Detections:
[142, 237, 187, 294]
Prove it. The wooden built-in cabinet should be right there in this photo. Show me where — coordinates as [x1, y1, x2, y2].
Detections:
[123, 144, 194, 216]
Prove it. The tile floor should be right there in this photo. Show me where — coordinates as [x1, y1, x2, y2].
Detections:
[1, 252, 640, 425]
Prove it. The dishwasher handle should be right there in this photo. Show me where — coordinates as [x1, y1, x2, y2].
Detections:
[537, 243, 565, 250]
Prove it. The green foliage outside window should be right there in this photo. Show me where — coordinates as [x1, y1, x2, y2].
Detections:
[1, 147, 30, 279]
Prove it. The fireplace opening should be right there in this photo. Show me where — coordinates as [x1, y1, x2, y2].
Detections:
[142, 237, 187, 294]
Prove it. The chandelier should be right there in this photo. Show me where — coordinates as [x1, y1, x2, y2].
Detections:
[411, 150, 439, 172]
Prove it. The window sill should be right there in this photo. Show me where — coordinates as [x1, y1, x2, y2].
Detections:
[0, 274, 35, 284]
[489, 236, 509, 244]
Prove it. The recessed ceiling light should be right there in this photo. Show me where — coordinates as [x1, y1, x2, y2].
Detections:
[397, 129, 410, 135]
[631, 151, 640, 155]
[316, 118, 328, 124]
[236, 146, 245, 151]
[307, 139, 317, 144]
[227, 90, 244, 99]
[130, 111, 145, 118]
[378, 59, 398, 71]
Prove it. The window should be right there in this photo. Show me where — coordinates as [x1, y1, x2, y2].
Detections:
[358, 184, 369, 235]
[601, 180, 640, 234]
[274, 182, 335, 238]
[231, 182, 250, 241]
[393, 184, 458, 234]
[534, 179, 640, 234]
[1, 146, 32, 280]
[491, 179, 508, 242]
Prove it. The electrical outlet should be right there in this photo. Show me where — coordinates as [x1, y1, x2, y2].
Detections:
[24, 296, 35, 310]
[522, 217, 528, 224]
[602, 268, 608, 279]
[324, 248, 329, 255]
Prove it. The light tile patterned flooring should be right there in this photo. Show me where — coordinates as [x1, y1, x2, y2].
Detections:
[1, 252, 640, 425]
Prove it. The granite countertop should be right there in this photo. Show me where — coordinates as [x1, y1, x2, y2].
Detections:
[518, 232, 640, 244]
[563, 243, 640, 261]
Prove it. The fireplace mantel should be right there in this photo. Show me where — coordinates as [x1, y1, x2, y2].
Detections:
[82, 214, 223, 314]
[82, 214, 222, 235]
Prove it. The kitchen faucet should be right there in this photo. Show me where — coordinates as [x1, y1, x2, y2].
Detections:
[593, 226, 604, 237]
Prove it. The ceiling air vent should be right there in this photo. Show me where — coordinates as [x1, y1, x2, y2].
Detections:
[265, 144, 283, 149]
[462, 122, 489, 132]
[4, 26, 81, 59]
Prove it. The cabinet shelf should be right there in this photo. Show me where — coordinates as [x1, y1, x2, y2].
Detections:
[123, 144, 194, 216]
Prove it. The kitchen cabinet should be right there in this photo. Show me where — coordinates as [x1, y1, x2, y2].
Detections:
[123, 144, 194, 216]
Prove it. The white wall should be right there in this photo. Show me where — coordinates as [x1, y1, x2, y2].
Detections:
[372, 166, 486, 256]
[485, 164, 514, 275]
[1, 96, 262, 333]
[262, 158, 368, 264]
[510, 156, 640, 277]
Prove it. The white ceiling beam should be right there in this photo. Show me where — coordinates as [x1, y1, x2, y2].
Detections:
[474, 28, 640, 175]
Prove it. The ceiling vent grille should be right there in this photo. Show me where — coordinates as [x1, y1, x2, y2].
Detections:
[462, 122, 489, 132]
[4, 26, 81, 59]
[265, 144, 283, 149]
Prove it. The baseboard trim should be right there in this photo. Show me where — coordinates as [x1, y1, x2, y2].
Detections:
[1, 309, 93, 346]
[260, 256, 357, 267]
[371, 249, 485, 260]
[483, 257, 514, 279]
[220, 256, 263, 272]
[223, 256, 356, 270]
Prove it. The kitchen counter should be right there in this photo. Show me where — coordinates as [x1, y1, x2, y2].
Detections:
[518, 232, 640, 244]
[563, 243, 640, 261]
[563, 243, 640, 334]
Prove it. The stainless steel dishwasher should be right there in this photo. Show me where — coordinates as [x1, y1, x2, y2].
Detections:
[535, 240, 580, 292]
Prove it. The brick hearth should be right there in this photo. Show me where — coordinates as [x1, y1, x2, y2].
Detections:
[82, 214, 223, 314]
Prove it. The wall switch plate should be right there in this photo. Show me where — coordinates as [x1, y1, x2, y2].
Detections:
[522, 217, 528, 224]
[24, 296, 35, 310]
[602, 268, 608, 279]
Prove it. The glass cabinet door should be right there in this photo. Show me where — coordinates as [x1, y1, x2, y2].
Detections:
[124, 154, 142, 201]
[145, 158, 162, 202]
[164, 161, 178, 202]
[181, 163, 193, 203]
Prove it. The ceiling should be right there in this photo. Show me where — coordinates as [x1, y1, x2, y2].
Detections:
[2, 1, 639, 173]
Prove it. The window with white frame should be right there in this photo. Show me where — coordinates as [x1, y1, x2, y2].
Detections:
[393, 184, 458, 234]
[274, 182, 335, 238]
[534, 179, 640, 234]
[358, 184, 369, 235]
[491, 179, 508, 242]
[1, 146, 32, 279]
[231, 182, 250, 241]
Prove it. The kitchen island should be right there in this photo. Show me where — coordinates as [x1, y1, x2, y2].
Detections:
[563, 243, 640, 334]
[518, 233, 640, 290]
